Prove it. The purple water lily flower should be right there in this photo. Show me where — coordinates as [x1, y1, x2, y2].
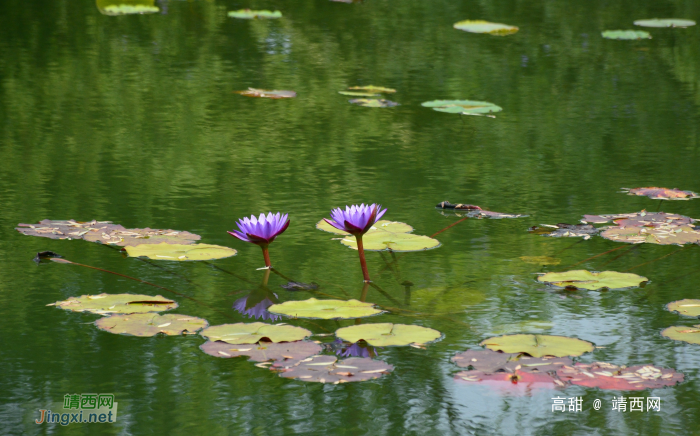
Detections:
[232, 295, 281, 322]
[324, 203, 386, 282]
[228, 212, 290, 268]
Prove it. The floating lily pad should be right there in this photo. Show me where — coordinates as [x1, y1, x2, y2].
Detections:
[455, 370, 557, 388]
[435, 201, 525, 218]
[95, 313, 208, 337]
[666, 299, 700, 317]
[317, 219, 439, 252]
[537, 270, 648, 290]
[601, 223, 700, 245]
[602, 30, 651, 40]
[97, 0, 159, 15]
[268, 298, 383, 319]
[480, 334, 594, 357]
[453, 20, 519, 36]
[235, 88, 296, 98]
[622, 187, 700, 200]
[528, 223, 600, 239]
[200, 322, 311, 344]
[335, 323, 442, 347]
[557, 363, 683, 390]
[583, 211, 695, 226]
[422, 101, 502, 116]
[124, 243, 237, 261]
[408, 286, 486, 314]
[200, 340, 322, 367]
[661, 325, 700, 345]
[228, 9, 282, 19]
[634, 18, 696, 28]
[316, 219, 410, 235]
[452, 349, 572, 374]
[348, 99, 399, 108]
[338, 91, 380, 97]
[519, 256, 561, 265]
[275, 355, 393, 383]
[347, 85, 396, 94]
[49, 293, 177, 315]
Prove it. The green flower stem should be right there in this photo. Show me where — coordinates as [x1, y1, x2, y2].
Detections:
[356, 235, 371, 282]
[262, 268, 271, 286]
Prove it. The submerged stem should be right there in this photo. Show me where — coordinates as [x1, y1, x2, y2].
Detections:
[356, 235, 371, 282]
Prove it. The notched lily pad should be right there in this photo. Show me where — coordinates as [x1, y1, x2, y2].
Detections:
[275, 355, 393, 383]
[634, 18, 696, 28]
[200, 322, 311, 344]
[335, 323, 442, 347]
[557, 362, 683, 390]
[422, 101, 502, 117]
[622, 187, 699, 200]
[480, 334, 594, 357]
[452, 349, 572, 373]
[268, 298, 384, 319]
[661, 325, 700, 345]
[453, 20, 519, 36]
[228, 9, 282, 19]
[317, 219, 439, 252]
[200, 340, 322, 367]
[602, 30, 651, 40]
[125, 243, 237, 261]
[537, 270, 648, 290]
[666, 299, 700, 317]
[235, 88, 296, 99]
[436, 201, 525, 218]
[49, 293, 177, 315]
[95, 313, 207, 337]
[528, 223, 599, 239]
[348, 99, 399, 108]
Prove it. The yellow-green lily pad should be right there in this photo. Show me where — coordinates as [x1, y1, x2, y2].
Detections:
[453, 20, 519, 35]
[200, 322, 311, 344]
[95, 313, 208, 337]
[634, 18, 696, 28]
[661, 325, 700, 345]
[125, 243, 237, 261]
[317, 219, 439, 252]
[268, 298, 383, 319]
[537, 270, 648, 290]
[228, 9, 282, 19]
[480, 334, 594, 357]
[48, 293, 177, 315]
[338, 91, 381, 97]
[519, 256, 560, 265]
[602, 30, 651, 40]
[666, 299, 700, 317]
[97, 0, 158, 15]
[347, 85, 396, 94]
[335, 323, 442, 347]
[421, 100, 502, 116]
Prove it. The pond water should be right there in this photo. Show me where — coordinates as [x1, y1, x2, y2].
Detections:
[2, 0, 700, 434]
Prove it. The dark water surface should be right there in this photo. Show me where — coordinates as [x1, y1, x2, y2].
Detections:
[2, 0, 700, 434]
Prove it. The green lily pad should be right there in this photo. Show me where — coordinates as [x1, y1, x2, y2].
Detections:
[124, 243, 237, 261]
[235, 88, 296, 98]
[95, 313, 208, 337]
[268, 298, 383, 319]
[480, 334, 594, 357]
[421, 100, 502, 116]
[348, 99, 399, 108]
[602, 30, 651, 40]
[537, 270, 648, 290]
[519, 256, 561, 265]
[316, 219, 412, 235]
[666, 299, 700, 317]
[200, 340, 323, 367]
[97, 0, 159, 15]
[227, 9, 282, 19]
[335, 323, 442, 347]
[317, 219, 439, 252]
[275, 355, 394, 383]
[453, 20, 519, 35]
[338, 91, 380, 97]
[408, 287, 486, 314]
[661, 325, 700, 345]
[634, 18, 696, 28]
[200, 322, 311, 344]
[48, 293, 177, 315]
[347, 85, 396, 94]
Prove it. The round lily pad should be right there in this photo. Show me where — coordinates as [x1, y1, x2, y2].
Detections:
[96, 0, 159, 15]
[268, 298, 383, 319]
[124, 243, 237, 261]
[623, 187, 700, 200]
[666, 299, 700, 317]
[335, 323, 442, 347]
[634, 18, 696, 28]
[557, 363, 683, 390]
[422, 100, 502, 115]
[601, 223, 700, 245]
[480, 334, 594, 357]
[348, 99, 399, 108]
[49, 293, 177, 315]
[200, 322, 311, 344]
[452, 349, 572, 374]
[661, 325, 700, 345]
[455, 370, 557, 388]
[347, 85, 396, 94]
[537, 270, 648, 290]
[602, 30, 651, 40]
[235, 88, 296, 98]
[338, 91, 380, 97]
[200, 340, 322, 367]
[227, 9, 282, 19]
[95, 313, 208, 337]
[453, 20, 519, 35]
[275, 355, 393, 383]
[316, 219, 412, 236]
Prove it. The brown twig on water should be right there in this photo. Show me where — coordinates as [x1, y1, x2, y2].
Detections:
[623, 247, 687, 272]
[431, 216, 469, 238]
[563, 245, 628, 269]
[598, 245, 640, 267]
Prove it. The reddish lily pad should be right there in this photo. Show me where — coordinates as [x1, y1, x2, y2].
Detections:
[557, 363, 683, 390]
[275, 355, 393, 383]
[622, 187, 700, 200]
[582, 211, 694, 226]
[455, 370, 556, 388]
[48, 293, 177, 315]
[235, 88, 296, 99]
[200, 340, 323, 367]
[436, 201, 525, 219]
[666, 299, 700, 317]
[95, 313, 208, 337]
[452, 349, 572, 373]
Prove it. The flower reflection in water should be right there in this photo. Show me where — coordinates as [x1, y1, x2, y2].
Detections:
[232, 280, 281, 321]
[332, 339, 377, 358]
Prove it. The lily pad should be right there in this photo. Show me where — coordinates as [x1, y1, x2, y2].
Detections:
[537, 270, 648, 290]
[317, 219, 439, 252]
[435, 201, 525, 218]
[347, 85, 396, 94]
[622, 187, 700, 200]
[200, 322, 311, 344]
[200, 340, 322, 367]
[519, 256, 561, 265]
[48, 293, 177, 315]
[666, 299, 700, 317]
[275, 355, 393, 383]
[335, 323, 442, 347]
[661, 325, 700, 345]
[95, 313, 208, 337]
[528, 223, 600, 239]
[124, 243, 237, 261]
[455, 370, 557, 388]
[338, 91, 380, 97]
[235, 88, 296, 98]
[348, 99, 399, 108]
[422, 101, 502, 116]
[316, 219, 411, 235]
[601, 223, 700, 245]
[96, 0, 159, 15]
[453, 350, 571, 373]
[228, 9, 282, 19]
[557, 362, 683, 390]
[453, 20, 519, 36]
[602, 30, 651, 40]
[634, 18, 696, 28]
[480, 334, 594, 357]
[268, 298, 383, 319]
